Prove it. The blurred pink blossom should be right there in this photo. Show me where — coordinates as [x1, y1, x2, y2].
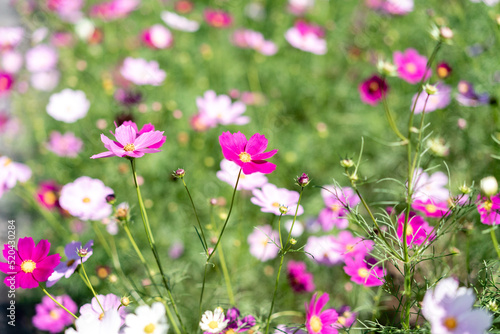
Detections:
[251, 183, 304, 216]
[1, 51, 23, 73]
[192, 90, 249, 130]
[343, 257, 385, 287]
[318, 185, 360, 230]
[46, 131, 83, 157]
[285, 20, 326, 55]
[120, 57, 166, 86]
[0, 27, 24, 51]
[393, 48, 431, 84]
[247, 225, 280, 261]
[217, 159, 268, 191]
[359, 75, 388, 106]
[25, 45, 58, 73]
[141, 24, 173, 49]
[232, 29, 278, 56]
[411, 82, 451, 114]
[204, 9, 232, 28]
[0, 156, 32, 198]
[90, 0, 140, 21]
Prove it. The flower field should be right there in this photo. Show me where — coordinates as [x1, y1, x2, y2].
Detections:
[1, 0, 500, 333]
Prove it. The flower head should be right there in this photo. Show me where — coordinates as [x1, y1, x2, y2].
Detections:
[411, 199, 449, 218]
[411, 82, 451, 114]
[204, 9, 232, 28]
[412, 168, 450, 203]
[0, 157, 32, 199]
[397, 212, 435, 247]
[141, 24, 173, 49]
[0, 237, 61, 289]
[304, 236, 343, 266]
[393, 48, 431, 84]
[33, 295, 78, 333]
[120, 57, 166, 86]
[477, 194, 500, 225]
[285, 20, 327, 55]
[47, 240, 93, 287]
[343, 257, 385, 287]
[456, 80, 490, 107]
[219, 131, 277, 175]
[287, 260, 315, 293]
[247, 225, 280, 262]
[46, 131, 83, 157]
[124, 302, 169, 334]
[193, 91, 249, 130]
[46, 89, 90, 123]
[318, 186, 360, 230]
[0, 26, 23, 50]
[80, 293, 128, 325]
[161, 11, 199, 32]
[217, 159, 268, 191]
[359, 75, 388, 106]
[90, 0, 139, 21]
[251, 183, 303, 216]
[437, 62, 452, 79]
[36, 180, 61, 210]
[305, 293, 339, 334]
[0, 72, 14, 95]
[200, 307, 229, 333]
[231, 29, 278, 56]
[91, 121, 166, 159]
[26, 45, 58, 73]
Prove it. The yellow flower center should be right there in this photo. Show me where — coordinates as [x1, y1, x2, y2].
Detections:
[3, 158, 12, 166]
[437, 67, 449, 78]
[458, 82, 469, 94]
[484, 200, 493, 211]
[443, 317, 457, 330]
[49, 310, 60, 320]
[144, 323, 156, 333]
[226, 330, 236, 334]
[82, 197, 91, 203]
[99, 312, 104, 320]
[338, 316, 346, 325]
[124, 143, 136, 152]
[331, 204, 341, 212]
[358, 267, 369, 278]
[272, 202, 280, 207]
[43, 192, 57, 206]
[345, 244, 354, 252]
[405, 63, 417, 74]
[208, 320, 219, 329]
[66, 259, 75, 267]
[239, 152, 252, 163]
[309, 315, 322, 333]
[368, 81, 379, 92]
[406, 225, 414, 236]
[21, 260, 36, 273]
[425, 204, 437, 213]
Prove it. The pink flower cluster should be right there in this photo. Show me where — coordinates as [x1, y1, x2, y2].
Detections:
[204, 9, 232, 28]
[33, 294, 77, 333]
[318, 185, 360, 230]
[232, 29, 278, 56]
[366, 0, 414, 15]
[90, 0, 139, 21]
[120, 57, 166, 86]
[397, 212, 435, 248]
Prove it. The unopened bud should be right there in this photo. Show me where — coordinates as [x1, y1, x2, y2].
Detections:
[173, 168, 185, 178]
[77, 247, 89, 257]
[480, 176, 498, 197]
[120, 296, 131, 307]
[377, 60, 396, 77]
[439, 27, 453, 40]
[488, 300, 498, 313]
[424, 84, 438, 95]
[296, 173, 310, 187]
[106, 194, 116, 204]
[459, 183, 472, 195]
[340, 159, 354, 168]
[290, 238, 297, 245]
[209, 198, 217, 206]
[279, 205, 289, 215]
[349, 173, 359, 182]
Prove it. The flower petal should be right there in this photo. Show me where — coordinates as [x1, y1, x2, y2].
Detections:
[245, 133, 269, 155]
[114, 125, 137, 145]
[32, 239, 51, 263]
[17, 237, 35, 261]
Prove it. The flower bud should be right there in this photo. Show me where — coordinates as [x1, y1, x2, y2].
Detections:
[173, 168, 185, 178]
[290, 238, 297, 245]
[340, 159, 354, 168]
[114, 202, 130, 221]
[296, 173, 310, 187]
[480, 176, 498, 197]
[439, 27, 453, 40]
[120, 296, 131, 307]
[459, 183, 472, 195]
[209, 198, 217, 206]
[77, 247, 89, 257]
[377, 60, 396, 77]
[488, 300, 498, 313]
[279, 205, 289, 215]
[106, 194, 116, 204]
[423, 84, 438, 95]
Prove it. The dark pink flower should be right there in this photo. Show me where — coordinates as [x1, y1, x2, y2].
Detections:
[287, 260, 315, 293]
[332, 306, 357, 329]
[218, 131, 277, 175]
[0, 72, 14, 95]
[436, 62, 452, 79]
[91, 121, 166, 159]
[141, 24, 173, 49]
[343, 257, 385, 287]
[90, 0, 139, 21]
[412, 199, 449, 218]
[397, 212, 435, 247]
[358, 75, 388, 106]
[305, 293, 338, 334]
[393, 48, 431, 84]
[0, 237, 61, 289]
[35, 180, 61, 210]
[32, 294, 77, 333]
[204, 9, 232, 28]
[477, 195, 500, 225]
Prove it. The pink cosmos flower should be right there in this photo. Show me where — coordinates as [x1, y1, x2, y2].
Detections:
[383, 0, 414, 15]
[91, 121, 166, 159]
[161, 11, 200, 32]
[0, 27, 24, 51]
[305, 293, 338, 334]
[422, 277, 492, 334]
[247, 225, 280, 261]
[456, 80, 490, 107]
[204, 9, 232, 28]
[304, 236, 343, 266]
[33, 294, 78, 333]
[287, 260, 315, 293]
[397, 212, 435, 247]
[36, 180, 61, 210]
[2, 51, 23, 74]
[46, 89, 90, 123]
[51, 31, 75, 48]
[219, 131, 277, 175]
[411, 82, 451, 114]
[90, 0, 140, 21]
[476, 194, 500, 225]
[285, 20, 327, 55]
[141, 24, 173, 49]
[332, 306, 357, 329]
[412, 168, 450, 203]
[318, 185, 360, 230]
[232, 29, 278, 56]
[0, 72, 14, 95]
[47, 0, 83, 22]
[393, 48, 431, 84]
[31, 70, 60, 92]
[59, 176, 113, 221]
[251, 183, 304, 216]
[412, 199, 449, 218]
[25, 45, 58, 73]
[334, 231, 374, 260]
[47, 240, 93, 287]
[0, 237, 61, 289]
[46, 131, 83, 157]
[343, 257, 385, 287]
[287, 0, 315, 16]
[359, 75, 388, 106]
[0, 156, 32, 198]
[193, 90, 249, 130]
[120, 57, 166, 86]
[80, 293, 128, 325]
[217, 159, 268, 191]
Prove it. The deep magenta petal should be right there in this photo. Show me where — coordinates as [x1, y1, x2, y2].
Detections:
[219, 131, 247, 157]
[243, 161, 276, 175]
[251, 149, 278, 160]
[36, 254, 61, 271]
[245, 133, 269, 155]
[19, 272, 39, 289]
[314, 292, 330, 314]
[138, 123, 155, 134]
[3, 273, 20, 289]
[31, 239, 50, 263]
[33, 267, 55, 283]
[17, 237, 35, 261]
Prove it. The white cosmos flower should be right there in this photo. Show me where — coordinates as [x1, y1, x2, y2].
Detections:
[199, 307, 229, 334]
[65, 310, 121, 334]
[120, 57, 166, 86]
[46, 89, 90, 123]
[161, 11, 200, 32]
[124, 302, 169, 334]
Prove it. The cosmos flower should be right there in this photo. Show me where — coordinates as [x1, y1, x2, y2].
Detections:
[231, 29, 278, 56]
[332, 306, 357, 329]
[251, 183, 304, 216]
[59, 176, 114, 221]
[219, 131, 277, 175]
[91, 122, 166, 159]
[455, 80, 490, 107]
[397, 212, 435, 247]
[124, 302, 169, 334]
[393, 48, 431, 84]
[343, 257, 385, 287]
[412, 168, 450, 203]
[305, 293, 338, 334]
[0, 237, 61, 289]
[90, 0, 140, 21]
[0, 26, 24, 50]
[79, 293, 128, 325]
[66, 309, 122, 334]
[47, 240, 93, 287]
[476, 194, 500, 225]
[0, 72, 14, 95]
[120, 57, 166, 86]
[411, 82, 451, 114]
[334, 231, 374, 260]
[436, 62, 452, 79]
[25, 45, 58, 73]
[216, 159, 268, 191]
[285, 20, 327, 55]
[204, 9, 232, 28]
[47, 0, 84, 22]
[46, 89, 90, 123]
[35, 180, 61, 210]
[318, 185, 360, 230]
[141, 24, 173, 49]
[247, 225, 280, 262]
[287, 0, 315, 16]
[1, 51, 23, 74]
[31, 70, 60, 92]
[412, 199, 449, 218]
[32, 295, 78, 333]
[46, 131, 83, 157]
[199, 307, 229, 333]
[161, 11, 200, 32]
[304, 236, 343, 266]
[287, 260, 315, 293]
[0, 156, 32, 199]
[193, 90, 249, 130]
[358, 75, 388, 106]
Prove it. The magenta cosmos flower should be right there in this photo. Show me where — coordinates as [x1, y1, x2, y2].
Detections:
[476, 194, 500, 225]
[343, 257, 385, 287]
[287, 260, 315, 293]
[204, 9, 232, 28]
[36, 180, 61, 210]
[0, 237, 61, 289]
[251, 183, 304, 216]
[412, 199, 449, 218]
[397, 212, 435, 247]
[219, 131, 277, 175]
[91, 121, 166, 159]
[141, 24, 173, 49]
[394, 48, 431, 84]
[90, 0, 139, 21]
[305, 293, 338, 334]
[359, 75, 388, 106]
[33, 294, 78, 333]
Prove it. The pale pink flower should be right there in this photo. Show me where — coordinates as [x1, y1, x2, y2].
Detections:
[412, 168, 450, 202]
[46, 131, 83, 157]
[232, 29, 278, 56]
[343, 257, 385, 287]
[393, 48, 431, 84]
[411, 82, 451, 114]
[383, 0, 413, 15]
[251, 183, 304, 216]
[79, 293, 127, 325]
[59, 176, 114, 221]
[304, 236, 343, 266]
[31, 70, 60, 91]
[161, 11, 200, 32]
[318, 185, 360, 230]
[47, 0, 83, 22]
[285, 20, 326, 55]
[1, 51, 23, 73]
[471, 0, 500, 6]
[0, 27, 24, 50]
[90, 0, 140, 21]
[216, 159, 268, 191]
[0, 157, 32, 198]
[120, 57, 166, 86]
[193, 90, 249, 129]
[141, 24, 173, 49]
[287, 0, 315, 16]
[46, 89, 90, 123]
[247, 225, 280, 261]
[25, 45, 58, 73]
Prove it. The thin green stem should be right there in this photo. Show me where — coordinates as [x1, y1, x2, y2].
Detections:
[217, 240, 235, 305]
[402, 263, 413, 330]
[80, 258, 105, 314]
[182, 178, 208, 254]
[40, 287, 78, 319]
[284, 188, 304, 248]
[490, 229, 500, 260]
[264, 255, 285, 334]
[129, 159, 186, 334]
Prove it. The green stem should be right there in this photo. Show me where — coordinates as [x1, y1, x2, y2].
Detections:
[129, 159, 186, 334]
[264, 254, 285, 334]
[40, 287, 78, 319]
[490, 229, 500, 260]
[402, 263, 413, 330]
[217, 240, 235, 305]
[182, 178, 208, 254]
[80, 258, 105, 314]
[284, 188, 303, 248]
